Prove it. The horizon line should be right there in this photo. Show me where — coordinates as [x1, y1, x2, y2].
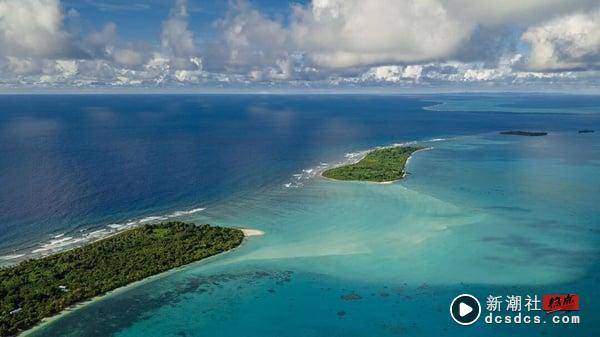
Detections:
[1, 88, 599, 95]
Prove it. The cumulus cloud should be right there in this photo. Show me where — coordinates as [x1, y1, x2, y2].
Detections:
[112, 48, 146, 67]
[160, 0, 201, 70]
[521, 9, 600, 71]
[361, 65, 422, 82]
[290, 0, 472, 68]
[205, 1, 292, 81]
[0, 0, 206, 86]
[83, 23, 150, 68]
[0, 0, 72, 58]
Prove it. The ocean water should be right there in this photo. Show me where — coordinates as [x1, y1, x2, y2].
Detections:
[1, 94, 599, 336]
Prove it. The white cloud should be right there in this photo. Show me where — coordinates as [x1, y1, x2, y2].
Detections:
[366, 66, 403, 82]
[350, 54, 580, 85]
[112, 48, 145, 67]
[0, 0, 70, 58]
[55, 59, 77, 77]
[284, 0, 600, 69]
[0, 0, 598, 89]
[160, 0, 201, 70]
[83, 23, 149, 68]
[209, 2, 292, 81]
[200, 0, 597, 77]
[290, 0, 472, 68]
[362, 65, 422, 82]
[403, 65, 423, 81]
[87, 23, 117, 51]
[521, 9, 600, 71]
[444, 0, 599, 26]
[3, 57, 42, 75]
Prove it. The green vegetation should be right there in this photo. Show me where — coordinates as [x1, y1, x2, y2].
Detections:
[500, 130, 548, 136]
[0, 222, 243, 336]
[322, 146, 424, 182]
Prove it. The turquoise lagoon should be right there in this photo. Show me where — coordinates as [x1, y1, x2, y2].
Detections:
[27, 130, 600, 337]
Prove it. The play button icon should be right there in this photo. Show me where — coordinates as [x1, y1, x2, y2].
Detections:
[459, 302, 473, 316]
[450, 294, 481, 325]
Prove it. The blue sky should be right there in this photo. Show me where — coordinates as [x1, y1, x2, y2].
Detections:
[62, 1, 284, 41]
[0, 0, 599, 92]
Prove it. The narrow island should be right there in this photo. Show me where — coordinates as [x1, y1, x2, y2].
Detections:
[0, 222, 244, 336]
[500, 130, 548, 136]
[322, 145, 424, 183]
[578, 129, 594, 133]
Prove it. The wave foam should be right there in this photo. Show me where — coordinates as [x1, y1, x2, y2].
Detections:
[3, 207, 207, 262]
[283, 163, 330, 188]
[0, 254, 25, 260]
[283, 139, 444, 189]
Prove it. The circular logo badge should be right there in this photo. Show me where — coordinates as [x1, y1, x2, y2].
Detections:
[450, 294, 481, 325]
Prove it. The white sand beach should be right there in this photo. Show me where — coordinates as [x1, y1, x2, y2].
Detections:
[241, 228, 265, 237]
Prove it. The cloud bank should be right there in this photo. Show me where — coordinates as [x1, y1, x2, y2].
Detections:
[521, 9, 600, 72]
[0, 0, 598, 90]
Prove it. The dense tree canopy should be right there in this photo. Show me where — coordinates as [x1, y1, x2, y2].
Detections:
[322, 146, 423, 182]
[0, 222, 243, 336]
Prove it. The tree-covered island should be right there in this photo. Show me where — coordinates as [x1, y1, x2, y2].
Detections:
[500, 130, 548, 136]
[0, 222, 243, 336]
[322, 146, 425, 183]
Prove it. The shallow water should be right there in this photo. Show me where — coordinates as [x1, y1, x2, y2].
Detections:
[2, 94, 599, 336]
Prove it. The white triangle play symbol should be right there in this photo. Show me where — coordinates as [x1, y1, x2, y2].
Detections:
[459, 302, 473, 317]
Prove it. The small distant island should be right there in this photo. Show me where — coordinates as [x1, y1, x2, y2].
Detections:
[500, 130, 548, 136]
[322, 146, 424, 183]
[0, 222, 244, 336]
[578, 129, 594, 133]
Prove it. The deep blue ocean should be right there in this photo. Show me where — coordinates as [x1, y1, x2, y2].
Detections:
[0, 94, 599, 337]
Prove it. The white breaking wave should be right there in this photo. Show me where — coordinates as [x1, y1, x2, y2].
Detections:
[0, 254, 25, 260]
[283, 138, 445, 189]
[1, 207, 207, 262]
[283, 163, 331, 188]
[138, 216, 169, 224]
[169, 207, 206, 217]
[31, 236, 87, 254]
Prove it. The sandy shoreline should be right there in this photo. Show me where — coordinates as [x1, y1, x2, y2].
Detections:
[241, 228, 265, 237]
[402, 147, 432, 176]
[19, 227, 264, 337]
